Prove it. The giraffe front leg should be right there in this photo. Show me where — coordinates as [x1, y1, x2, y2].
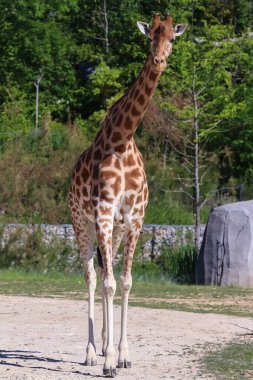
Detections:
[103, 274, 117, 377]
[118, 220, 142, 369]
[84, 259, 97, 366]
[100, 266, 107, 356]
[74, 220, 97, 367]
[118, 273, 132, 369]
[95, 220, 117, 377]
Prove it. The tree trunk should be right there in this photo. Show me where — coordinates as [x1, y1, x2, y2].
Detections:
[34, 73, 43, 132]
[103, 0, 109, 54]
[163, 137, 169, 171]
[192, 72, 201, 257]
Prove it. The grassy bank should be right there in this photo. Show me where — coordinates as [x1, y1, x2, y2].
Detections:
[202, 341, 253, 380]
[1, 269, 253, 318]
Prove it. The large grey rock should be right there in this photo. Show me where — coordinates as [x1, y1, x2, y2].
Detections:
[197, 200, 253, 288]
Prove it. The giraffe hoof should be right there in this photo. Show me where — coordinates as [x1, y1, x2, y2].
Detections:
[103, 366, 117, 377]
[118, 360, 131, 368]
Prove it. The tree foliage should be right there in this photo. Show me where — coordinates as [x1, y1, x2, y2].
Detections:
[0, 0, 252, 223]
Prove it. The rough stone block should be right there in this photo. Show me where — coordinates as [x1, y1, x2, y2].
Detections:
[197, 200, 253, 288]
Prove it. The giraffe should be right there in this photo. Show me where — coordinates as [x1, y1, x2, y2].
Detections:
[68, 14, 187, 377]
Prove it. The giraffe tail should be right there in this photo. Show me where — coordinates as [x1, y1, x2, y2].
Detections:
[97, 246, 104, 269]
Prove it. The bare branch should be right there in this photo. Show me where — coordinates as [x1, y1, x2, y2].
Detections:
[182, 156, 194, 168]
[229, 322, 253, 336]
[181, 162, 193, 174]
[93, 36, 108, 41]
[177, 174, 194, 189]
[103, 0, 109, 54]
[200, 197, 208, 209]
[204, 119, 222, 133]
[167, 137, 195, 159]
[196, 79, 211, 97]
[162, 187, 194, 201]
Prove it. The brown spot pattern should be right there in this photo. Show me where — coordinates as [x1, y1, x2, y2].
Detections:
[115, 159, 121, 170]
[111, 177, 121, 196]
[101, 190, 113, 202]
[125, 102, 131, 112]
[134, 89, 140, 99]
[132, 105, 141, 117]
[86, 148, 92, 163]
[102, 155, 113, 167]
[125, 194, 135, 207]
[92, 164, 99, 180]
[76, 160, 81, 173]
[111, 131, 122, 143]
[139, 75, 144, 86]
[95, 129, 103, 142]
[125, 116, 133, 130]
[116, 144, 126, 154]
[82, 187, 88, 197]
[92, 199, 98, 207]
[92, 184, 99, 197]
[124, 172, 138, 191]
[138, 94, 145, 106]
[116, 113, 123, 126]
[149, 70, 157, 82]
[76, 176, 81, 186]
[101, 170, 119, 180]
[124, 154, 136, 167]
[94, 149, 102, 161]
[81, 166, 89, 182]
[106, 125, 112, 138]
[145, 83, 152, 96]
[99, 205, 112, 216]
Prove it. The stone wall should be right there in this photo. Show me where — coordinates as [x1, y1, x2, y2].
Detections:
[0, 223, 205, 260]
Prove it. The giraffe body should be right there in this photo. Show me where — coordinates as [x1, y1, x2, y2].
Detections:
[68, 14, 187, 377]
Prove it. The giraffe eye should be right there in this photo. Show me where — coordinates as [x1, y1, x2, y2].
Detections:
[170, 38, 175, 43]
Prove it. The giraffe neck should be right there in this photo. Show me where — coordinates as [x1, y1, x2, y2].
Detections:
[98, 54, 162, 152]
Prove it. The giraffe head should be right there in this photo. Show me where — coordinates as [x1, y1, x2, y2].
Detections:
[137, 14, 187, 73]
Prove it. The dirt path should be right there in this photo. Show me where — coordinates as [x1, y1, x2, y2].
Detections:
[0, 295, 252, 380]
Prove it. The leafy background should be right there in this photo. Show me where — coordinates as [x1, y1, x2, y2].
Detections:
[0, 0, 252, 225]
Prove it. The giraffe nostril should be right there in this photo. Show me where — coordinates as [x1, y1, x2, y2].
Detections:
[154, 57, 165, 65]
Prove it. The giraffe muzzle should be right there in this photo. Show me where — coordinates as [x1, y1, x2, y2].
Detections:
[153, 57, 167, 73]
[154, 56, 165, 65]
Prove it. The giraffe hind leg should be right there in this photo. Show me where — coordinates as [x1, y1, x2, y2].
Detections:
[98, 246, 107, 357]
[118, 220, 142, 369]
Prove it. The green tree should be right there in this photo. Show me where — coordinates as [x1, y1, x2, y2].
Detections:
[0, 1, 79, 121]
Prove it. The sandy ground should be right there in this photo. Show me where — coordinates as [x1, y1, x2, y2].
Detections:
[0, 295, 252, 380]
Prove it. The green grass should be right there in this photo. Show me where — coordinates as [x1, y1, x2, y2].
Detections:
[202, 341, 253, 380]
[1, 268, 253, 318]
[130, 282, 253, 318]
[0, 269, 86, 299]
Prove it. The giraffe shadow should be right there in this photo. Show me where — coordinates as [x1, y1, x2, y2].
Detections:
[0, 349, 104, 377]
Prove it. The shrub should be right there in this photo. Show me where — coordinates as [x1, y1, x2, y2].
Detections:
[0, 227, 82, 274]
[156, 244, 196, 284]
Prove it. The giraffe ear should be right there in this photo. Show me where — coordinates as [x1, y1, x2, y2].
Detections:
[174, 24, 188, 37]
[137, 21, 150, 35]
